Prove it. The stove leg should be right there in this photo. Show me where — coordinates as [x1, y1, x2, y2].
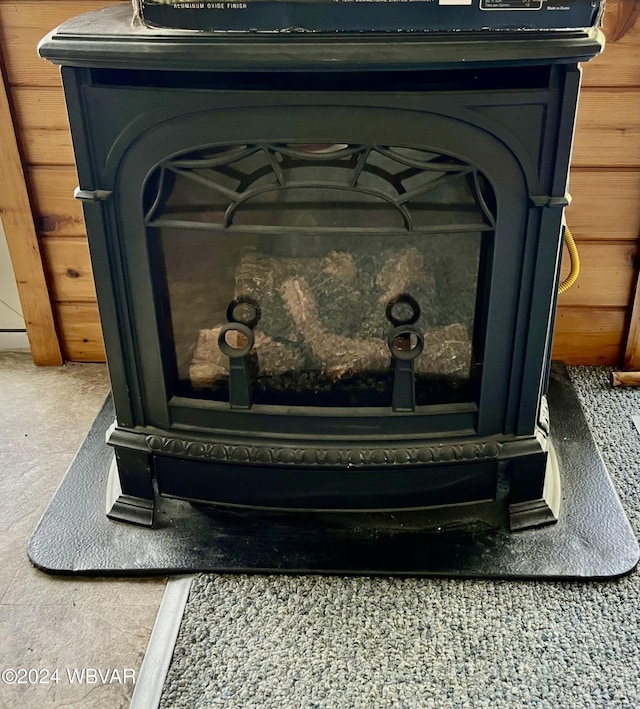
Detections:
[106, 448, 155, 527]
[508, 442, 561, 532]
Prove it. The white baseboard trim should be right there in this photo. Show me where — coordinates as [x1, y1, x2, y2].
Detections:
[0, 331, 30, 350]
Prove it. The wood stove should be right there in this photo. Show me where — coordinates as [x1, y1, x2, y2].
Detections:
[39, 5, 603, 535]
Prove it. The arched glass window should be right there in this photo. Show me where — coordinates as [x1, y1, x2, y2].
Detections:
[143, 143, 496, 408]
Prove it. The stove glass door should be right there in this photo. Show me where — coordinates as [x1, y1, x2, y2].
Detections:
[143, 143, 494, 409]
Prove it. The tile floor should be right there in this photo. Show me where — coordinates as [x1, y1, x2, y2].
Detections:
[0, 351, 166, 709]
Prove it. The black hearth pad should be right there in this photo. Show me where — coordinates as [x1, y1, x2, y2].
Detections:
[28, 365, 639, 579]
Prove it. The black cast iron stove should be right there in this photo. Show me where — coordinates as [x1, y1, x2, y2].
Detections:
[39, 4, 604, 539]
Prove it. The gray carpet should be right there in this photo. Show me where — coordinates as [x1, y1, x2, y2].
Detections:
[160, 367, 640, 708]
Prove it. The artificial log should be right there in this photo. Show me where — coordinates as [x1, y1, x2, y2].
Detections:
[320, 250, 357, 284]
[375, 247, 429, 306]
[189, 326, 305, 389]
[419, 323, 472, 379]
[189, 245, 472, 390]
[233, 254, 301, 338]
[233, 247, 438, 341]
[610, 371, 640, 387]
[189, 327, 227, 388]
[189, 319, 472, 388]
[280, 276, 390, 379]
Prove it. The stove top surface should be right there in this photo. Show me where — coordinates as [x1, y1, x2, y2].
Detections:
[39, 4, 604, 73]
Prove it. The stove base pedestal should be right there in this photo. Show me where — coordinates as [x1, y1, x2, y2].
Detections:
[28, 365, 639, 579]
[509, 444, 561, 532]
[106, 460, 155, 527]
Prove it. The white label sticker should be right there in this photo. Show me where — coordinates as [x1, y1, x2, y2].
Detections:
[480, 0, 543, 9]
[439, 0, 473, 6]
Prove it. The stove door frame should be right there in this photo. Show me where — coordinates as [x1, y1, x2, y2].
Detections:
[106, 95, 535, 439]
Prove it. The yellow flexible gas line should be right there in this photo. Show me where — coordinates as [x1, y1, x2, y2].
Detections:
[558, 225, 580, 294]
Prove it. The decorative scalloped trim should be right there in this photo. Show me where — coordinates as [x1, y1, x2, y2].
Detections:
[146, 434, 503, 467]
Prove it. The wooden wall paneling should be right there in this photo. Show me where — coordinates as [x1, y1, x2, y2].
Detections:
[553, 308, 628, 366]
[54, 302, 106, 362]
[552, 0, 640, 366]
[0, 55, 62, 364]
[581, 0, 640, 88]
[29, 166, 86, 236]
[0, 0, 113, 363]
[0, 1, 125, 87]
[592, 0, 640, 371]
[40, 237, 96, 303]
[557, 241, 639, 308]
[11, 85, 69, 122]
[17, 129, 75, 166]
[553, 239, 639, 364]
[11, 86, 75, 165]
[572, 89, 640, 168]
[567, 169, 640, 241]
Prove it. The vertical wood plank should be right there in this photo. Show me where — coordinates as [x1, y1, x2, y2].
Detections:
[0, 58, 62, 365]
